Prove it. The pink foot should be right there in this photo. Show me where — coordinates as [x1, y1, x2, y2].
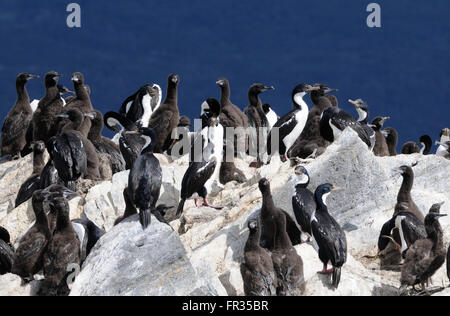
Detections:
[195, 198, 202, 208]
[203, 198, 223, 210]
[280, 154, 288, 163]
[318, 264, 334, 275]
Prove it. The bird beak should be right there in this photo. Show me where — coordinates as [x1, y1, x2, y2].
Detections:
[348, 99, 358, 107]
[264, 85, 275, 91]
[331, 186, 344, 192]
[125, 129, 140, 135]
[57, 113, 69, 119]
[305, 85, 320, 92]
[84, 112, 96, 120]
[382, 117, 390, 122]
[53, 74, 62, 81]
[216, 80, 224, 86]
[325, 88, 338, 94]
[29, 74, 40, 80]
[438, 201, 445, 207]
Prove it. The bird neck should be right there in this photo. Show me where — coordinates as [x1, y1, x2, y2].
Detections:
[34, 208, 50, 232]
[141, 135, 155, 154]
[32, 151, 45, 175]
[63, 118, 83, 133]
[315, 193, 330, 212]
[74, 82, 89, 101]
[220, 84, 231, 105]
[42, 85, 60, 109]
[56, 212, 71, 232]
[356, 108, 368, 124]
[293, 92, 308, 110]
[274, 219, 292, 249]
[87, 119, 102, 141]
[16, 80, 30, 103]
[427, 222, 444, 250]
[262, 191, 275, 210]
[248, 91, 262, 108]
[399, 172, 413, 198]
[245, 229, 262, 252]
[163, 81, 178, 105]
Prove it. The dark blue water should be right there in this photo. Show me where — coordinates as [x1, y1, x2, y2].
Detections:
[1, 0, 449, 150]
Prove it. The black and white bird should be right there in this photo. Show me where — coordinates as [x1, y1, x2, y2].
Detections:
[267, 84, 319, 163]
[311, 184, 347, 288]
[71, 218, 103, 263]
[320, 106, 371, 148]
[177, 117, 223, 216]
[119, 84, 162, 128]
[378, 205, 427, 259]
[291, 165, 316, 242]
[348, 99, 376, 151]
[0, 226, 14, 275]
[128, 127, 162, 229]
[104, 111, 145, 170]
[434, 140, 450, 160]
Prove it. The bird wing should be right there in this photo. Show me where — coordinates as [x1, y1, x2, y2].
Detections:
[182, 157, 217, 198]
[1, 111, 31, 147]
[0, 240, 14, 272]
[148, 110, 173, 136]
[14, 233, 47, 265]
[65, 133, 87, 179]
[47, 136, 74, 181]
[312, 216, 347, 266]
[330, 112, 371, 147]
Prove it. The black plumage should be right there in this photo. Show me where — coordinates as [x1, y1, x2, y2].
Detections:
[349, 99, 376, 151]
[128, 128, 162, 229]
[114, 187, 137, 226]
[319, 106, 371, 148]
[379, 207, 427, 259]
[119, 84, 161, 127]
[39, 160, 65, 190]
[42, 197, 81, 296]
[258, 178, 301, 250]
[311, 184, 347, 288]
[400, 212, 447, 293]
[0, 226, 14, 275]
[87, 110, 126, 174]
[71, 218, 103, 262]
[104, 111, 145, 170]
[244, 83, 274, 168]
[291, 165, 315, 239]
[47, 110, 87, 189]
[271, 211, 305, 296]
[12, 190, 52, 281]
[177, 134, 218, 216]
[240, 219, 277, 296]
[1, 73, 38, 159]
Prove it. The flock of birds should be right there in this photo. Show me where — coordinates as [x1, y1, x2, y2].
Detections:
[0, 71, 449, 296]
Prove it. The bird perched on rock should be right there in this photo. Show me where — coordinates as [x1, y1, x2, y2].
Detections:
[348, 99, 376, 151]
[1, 73, 39, 159]
[258, 178, 301, 250]
[311, 184, 347, 288]
[271, 211, 305, 296]
[436, 128, 450, 157]
[371, 116, 390, 157]
[435, 141, 450, 160]
[400, 211, 447, 294]
[147, 74, 180, 153]
[128, 127, 162, 229]
[320, 106, 371, 148]
[291, 165, 315, 242]
[12, 190, 52, 282]
[216, 78, 249, 156]
[267, 84, 318, 163]
[244, 83, 275, 168]
[87, 110, 126, 174]
[382, 127, 398, 156]
[42, 197, 81, 296]
[240, 219, 278, 296]
[32, 71, 64, 144]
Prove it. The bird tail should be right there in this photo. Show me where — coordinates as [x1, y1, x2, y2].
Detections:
[176, 199, 186, 216]
[332, 267, 341, 288]
[139, 209, 151, 230]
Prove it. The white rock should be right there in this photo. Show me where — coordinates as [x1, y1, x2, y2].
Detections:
[70, 214, 226, 296]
